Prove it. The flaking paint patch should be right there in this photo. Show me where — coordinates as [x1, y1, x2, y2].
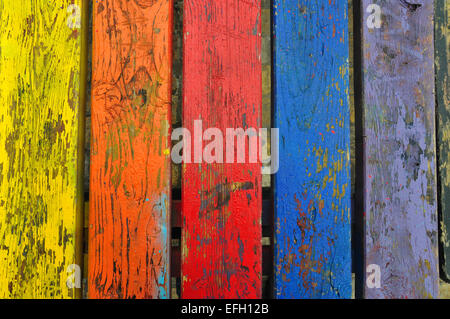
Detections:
[435, 0, 450, 278]
[363, 0, 439, 298]
[182, 0, 262, 299]
[88, 0, 172, 299]
[273, 0, 352, 299]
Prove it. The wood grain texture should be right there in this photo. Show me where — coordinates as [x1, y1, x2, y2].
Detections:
[435, 0, 450, 279]
[362, 0, 438, 298]
[182, 0, 262, 298]
[89, 0, 173, 298]
[0, 1, 86, 298]
[348, 0, 356, 194]
[273, 0, 352, 298]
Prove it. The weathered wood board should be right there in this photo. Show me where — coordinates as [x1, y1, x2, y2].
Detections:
[273, 0, 352, 298]
[435, 0, 450, 279]
[0, 1, 87, 298]
[89, 0, 173, 298]
[362, 0, 438, 298]
[182, 0, 262, 298]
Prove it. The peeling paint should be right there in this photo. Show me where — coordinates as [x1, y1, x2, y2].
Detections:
[273, 0, 352, 299]
[88, 0, 172, 299]
[0, 1, 85, 298]
[363, 0, 439, 298]
[182, 0, 262, 299]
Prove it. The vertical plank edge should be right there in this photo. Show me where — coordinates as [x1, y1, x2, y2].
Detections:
[435, 0, 450, 280]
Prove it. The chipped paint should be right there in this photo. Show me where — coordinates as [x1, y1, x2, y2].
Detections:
[0, 1, 86, 298]
[182, 0, 262, 298]
[362, 0, 439, 298]
[273, 0, 352, 298]
[88, 0, 173, 298]
[435, 0, 450, 279]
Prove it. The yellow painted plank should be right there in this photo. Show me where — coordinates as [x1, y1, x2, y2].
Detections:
[0, 1, 87, 298]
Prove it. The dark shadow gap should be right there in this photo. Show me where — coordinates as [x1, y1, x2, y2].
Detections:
[352, 0, 365, 299]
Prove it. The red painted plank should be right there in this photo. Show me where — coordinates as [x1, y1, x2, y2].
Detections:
[89, 0, 173, 298]
[181, 0, 262, 298]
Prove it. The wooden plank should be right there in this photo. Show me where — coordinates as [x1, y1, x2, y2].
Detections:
[0, 1, 87, 298]
[182, 0, 262, 298]
[435, 0, 450, 279]
[273, 1, 352, 298]
[362, 0, 438, 298]
[88, 0, 173, 298]
[171, 1, 271, 191]
[349, 0, 356, 194]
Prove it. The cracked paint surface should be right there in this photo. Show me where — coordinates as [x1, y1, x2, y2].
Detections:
[435, 0, 450, 279]
[0, 1, 85, 298]
[273, 0, 351, 299]
[362, 0, 438, 298]
[182, 0, 262, 299]
[88, 0, 172, 298]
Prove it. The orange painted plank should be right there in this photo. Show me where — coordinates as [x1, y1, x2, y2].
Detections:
[88, 0, 173, 298]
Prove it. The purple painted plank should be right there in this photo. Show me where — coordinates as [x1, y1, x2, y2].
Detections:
[362, 0, 439, 298]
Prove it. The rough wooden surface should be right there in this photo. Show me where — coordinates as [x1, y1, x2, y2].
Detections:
[261, 0, 272, 189]
[88, 0, 173, 298]
[349, 0, 356, 193]
[362, 0, 438, 298]
[182, 0, 262, 298]
[0, 1, 86, 298]
[170, 0, 271, 190]
[273, 0, 352, 298]
[435, 0, 450, 279]
[440, 280, 450, 298]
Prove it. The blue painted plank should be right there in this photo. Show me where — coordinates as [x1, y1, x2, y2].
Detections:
[273, 0, 352, 299]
